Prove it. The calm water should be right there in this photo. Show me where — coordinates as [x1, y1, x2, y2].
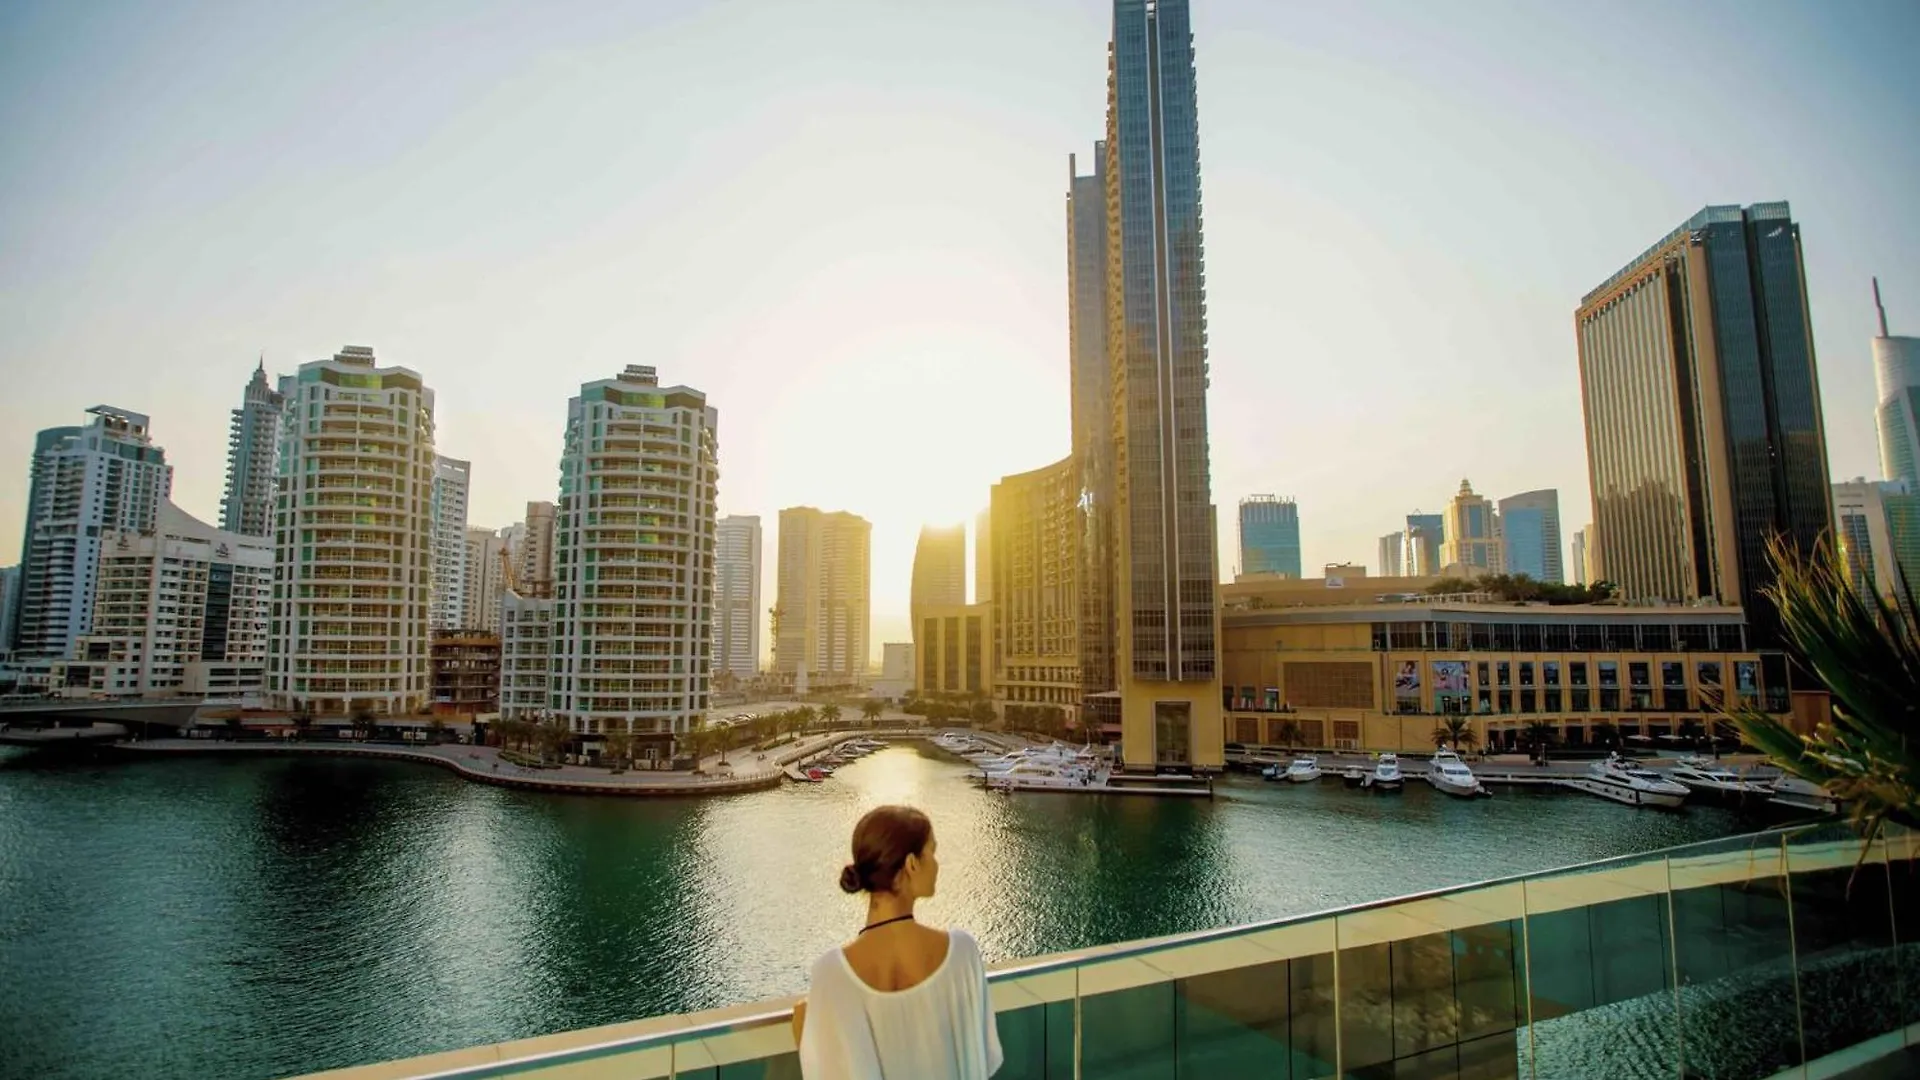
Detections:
[0, 743, 1763, 1079]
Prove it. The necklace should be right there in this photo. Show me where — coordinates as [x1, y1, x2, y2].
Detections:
[859, 913, 915, 935]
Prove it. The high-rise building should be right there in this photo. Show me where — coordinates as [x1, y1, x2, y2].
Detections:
[11, 406, 171, 659]
[461, 526, 505, 634]
[0, 565, 18, 654]
[973, 508, 993, 606]
[1101, 0, 1222, 770]
[1571, 525, 1594, 586]
[1377, 533, 1404, 578]
[773, 507, 871, 690]
[268, 347, 433, 715]
[1237, 495, 1301, 578]
[912, 524, 967, 613]
[714, 514, 762, 680]
[549, 365, 718, 758]
[498, 591, 554, 720]
[1498, 489, 1562, 583]
[1834, 478, 1920, 612]
[71, 501, 272, 698]
[430, 457, 472, 630]
[1440, 480, 1503, 575]
[1404, 512, 1444, 578]
[881, 642, 915, 684]
[991, 455, 1081, 723]
[1576, 203, 1832, 644]
[1067, 147, 1118, 713]
[518, 501, 556, 598]
[1872, 279, 1920, 485]
[221, 361, 284, 538]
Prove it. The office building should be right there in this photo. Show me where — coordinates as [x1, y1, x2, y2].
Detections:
[430, 457, 472, 630]
[1067, 146, 1117, 714]
[517, 501, 556, 598]
[549, 365, 718, 757]
[773, 507, 870, 691]
[1571, 525, 1594, 586]
[1404, 512, 1444, 578]
[1238, 495, 1302, 579]
[915, 601, 993, 698]
[912, 524, 967, 613]
[1440, 480, 1503, 575]
[268, 347, 434, 715]
[990, 456, 1082, 722]
[1577, 203, 1832, 645]
[11, 406, 172, 659]
[66, 501, 272, 698]
[1499, 489, 1563, 583]
[430, 629, 501, 716]
[973, 508, 993, 605]
[714, 514, 762, 680]
[1873, 279, 1920, 485]
[461, 526, 505, 634]
[1834, 478, 1920, 611]
[1377, 532, 1404, 578]
[220, 361, 284, 538]
[1102, 0, 1223, 769]
[498, 591, 554, 720]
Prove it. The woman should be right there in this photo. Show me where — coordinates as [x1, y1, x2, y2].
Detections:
[794, 805, 1002, 1079]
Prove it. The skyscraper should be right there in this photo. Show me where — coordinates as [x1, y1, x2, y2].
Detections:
[1440, 480, 1503, 575]
[1404, 512, 1444, 577]
[714, 514, 762, 680]
[1377, 532, 1404, 577]
[1237, 495, 1301, 578]
[1104, 0, 1221, 770]
[973, 508, 994, 606]
[221, 361, 284, 538]
[773, 507, 871, 690]
[1067, 147, 1117, 714]
[1834, 478, 1920, 612]
[269, 347, 433, 715]
[430, 457, 472, 630]
[549, 365, 718, 757]
[461, 525, 504, 634]
[1873, 278, 1920, 485]
[911, 524, 967, 612]
[991, 456, 1084, 723]
[1498, 489, 1563, 583]
[1576, 203, 1832, 643]
[11, 406, 171, 659]
[1571, 525, 1594, 586]
[517, 500, 556, 598]
[0, 565, 18, 653]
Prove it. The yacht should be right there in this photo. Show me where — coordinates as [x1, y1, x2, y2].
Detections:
[1367, 753, 1404, 792]
[1284, 756, 1322, 783]
[1426, 749, 1487, 798]
[1663, 756, 1770, 798]
[1342, 765, 1366, 788]
[1563, 754, 1690, 808]
[1768, 774, 1842, 815]
[984, 760, 1103, 792]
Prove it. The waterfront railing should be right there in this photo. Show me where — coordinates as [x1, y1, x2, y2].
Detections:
[304, 821, 1920, 1079]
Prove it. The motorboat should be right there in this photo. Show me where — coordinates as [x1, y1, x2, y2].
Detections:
[1260, 763, 1284, 781]
[1662, 755, 1771, 798]
[984, 760, 1104, 792]
[1562, 754, 1690, 808]
[1426, 749, 1487, 798]
[1285, 756, 1322, 783]
[1366, 753, 1404, 792]
[1342, 765, 1366, 788]
[1768, 774, 1842, 815]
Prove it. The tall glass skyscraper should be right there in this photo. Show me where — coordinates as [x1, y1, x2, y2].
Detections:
[1576, 203, 1832, 645]
[1238, 495, 1301, 578]
[1498, 489, 1563, 583]
[1067, 148, 1116, 705]
[1104, 0, 1220, 769]
[1873, 279, 1920, 485]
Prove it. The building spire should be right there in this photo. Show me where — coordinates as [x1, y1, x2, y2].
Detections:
[1875, 277, 1890, 337]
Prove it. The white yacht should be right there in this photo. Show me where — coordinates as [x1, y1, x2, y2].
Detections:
[1663, 756, 1770, 798]
[984, 760, 1103, 792]
[1367, 753, 1404, 791]
[1768, 774, 1842, 815]
[1426, 749, 1487, 798]
[1284, 756, 1322, 783]
[1562, 754, 1690, 808]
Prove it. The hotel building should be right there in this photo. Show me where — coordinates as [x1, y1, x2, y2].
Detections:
[990, 455, 1083, 722]
[221, 362, 284, 538]
[772, 507, 870, 691]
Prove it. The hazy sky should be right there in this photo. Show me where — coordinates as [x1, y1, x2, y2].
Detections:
[2, 0, 1916, 659]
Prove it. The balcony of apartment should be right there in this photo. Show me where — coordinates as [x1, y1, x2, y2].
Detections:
[298, 823, 1920, 1080]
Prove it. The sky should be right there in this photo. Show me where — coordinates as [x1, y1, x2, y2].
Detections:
[2, 0, 1916, 661]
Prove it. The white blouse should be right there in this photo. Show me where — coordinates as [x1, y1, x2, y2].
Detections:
[798, 929, 1004, 1079]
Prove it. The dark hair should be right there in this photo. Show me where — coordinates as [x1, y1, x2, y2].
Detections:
[838, 805, 933, 894]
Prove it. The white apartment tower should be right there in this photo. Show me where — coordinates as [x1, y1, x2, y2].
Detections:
[11, 406, 172, 659]
[268, 346, 434, 715]
[499, 590, 554, 719]
[550, 365, 718, 757]
[714, 514, 762, 680]
[430, 456, 472, 630]
[461, 526, 505, 633]
[221, 361, 284, 538]
[73, 501, 273, 697]
[774, 507, 871, 689]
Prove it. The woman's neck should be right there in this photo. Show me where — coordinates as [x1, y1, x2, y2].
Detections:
[866, 892, 915, 927]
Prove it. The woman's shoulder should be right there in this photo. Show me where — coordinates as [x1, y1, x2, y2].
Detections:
[940, 927, 985, 968]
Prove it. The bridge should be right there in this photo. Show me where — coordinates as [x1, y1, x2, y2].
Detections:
[0, 699, 202, 746]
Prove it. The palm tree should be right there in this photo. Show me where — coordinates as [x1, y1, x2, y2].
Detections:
[1676, 718, 1706, 748]
[542, 721, 572, 764]
[821, 703, 843, 730]
[350, 705, 377, 741]
[290, 702, 314, 740]
[1731, 536, 1920, 842]
[970, 700, 997, 729]
[680, 726, 709, 769]
[1432, 716, 1476, 752]
[861, 699, 884, 726]
[1275, 718, 1304, 750]
[427, 716, 447, 744]
[1590, 719, 1619, 751]
[1523, 720, 1557, 766]
[795, 705, 818, 733]
[603, 730, 632, 769]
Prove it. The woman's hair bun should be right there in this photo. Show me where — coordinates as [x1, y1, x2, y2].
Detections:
[839, 863, 864, 894]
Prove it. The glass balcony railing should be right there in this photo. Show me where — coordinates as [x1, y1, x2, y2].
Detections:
[299, 822, 1920, 1080]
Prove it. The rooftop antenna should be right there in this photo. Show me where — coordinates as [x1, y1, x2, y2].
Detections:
[1875, 277, 1890, 337]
